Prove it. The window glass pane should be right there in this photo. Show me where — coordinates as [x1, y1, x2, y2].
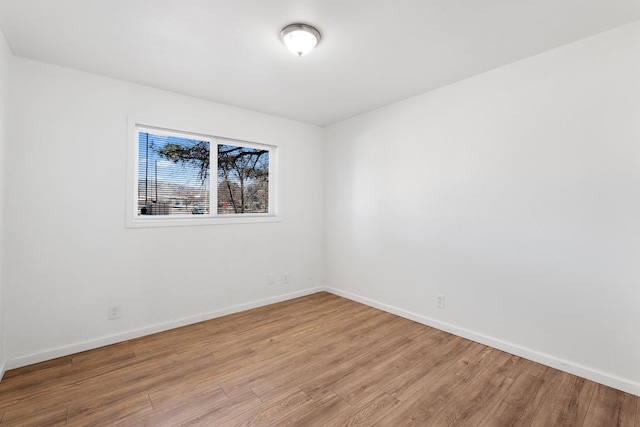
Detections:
[217, 144, 269, 214]
[138, 132, 210, 216]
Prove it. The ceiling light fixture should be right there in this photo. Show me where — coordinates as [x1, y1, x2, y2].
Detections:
[280, 23, 321, 57]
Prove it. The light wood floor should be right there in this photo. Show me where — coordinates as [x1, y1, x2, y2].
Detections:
[0, 292, 637, 426]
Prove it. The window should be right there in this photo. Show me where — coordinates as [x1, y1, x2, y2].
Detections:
[127, 119, 277, 227]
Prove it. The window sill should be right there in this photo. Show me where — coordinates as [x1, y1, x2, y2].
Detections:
[125, 214, 280, 228]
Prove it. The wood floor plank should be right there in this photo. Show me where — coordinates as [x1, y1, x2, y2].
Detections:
[160, 390, 263, 426]
[297, 333, 413, 400]
[130, 390, 258, 426]
[217, 388, 313, 427]
[0, 359, 73, 409]
[435, 368, 515, 426]
[374, 344, 494, 426]
[583, 383, 638, 427]
[39, 348, 182, 412]
[248, 336, 368, 401]
[1, 355, 73, 380]
[325, 390, 399, 427]
[330, 337, 436, 404]
[0, 292, 636, 426]
[530, 369, 597, 427]
[229, 312, 391, 401]
[66, 391, 153, 426]
[71, 342, 136, 370]
[494, 354, 549, 380]
[147, 378, 228, 411]
[2, 344, 195, 418]
[0, 406, 67, 427]
[272, 392, 350, 427]
[477, 372, 549, 426]
[254, 322, 386, 393]
[379, 334, 474, 402]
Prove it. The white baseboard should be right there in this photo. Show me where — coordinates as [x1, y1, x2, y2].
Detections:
[324, 287, 640, 397]
[4, 287, 324, 373]
[0, 359, 5, 381]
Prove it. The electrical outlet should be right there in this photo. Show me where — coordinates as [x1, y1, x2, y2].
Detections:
[283, 273, 290, 285]
[267, 274, 275, 286]
[108, 305, 121, 320]
[437, 294, 446, 309]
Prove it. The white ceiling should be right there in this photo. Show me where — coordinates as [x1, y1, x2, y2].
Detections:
[0, 0, 639, 126]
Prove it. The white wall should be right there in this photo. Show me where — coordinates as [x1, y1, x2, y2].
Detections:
[0, 29, 11, 377]
[325, 21, 640, 395]
[4, 58, 325, 367]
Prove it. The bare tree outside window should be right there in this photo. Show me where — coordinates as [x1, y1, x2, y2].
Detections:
[141, 130, 271, 217]
[217, 144, 269, 214]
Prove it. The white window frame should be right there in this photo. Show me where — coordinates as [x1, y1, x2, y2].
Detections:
[126, 117, 279, 228]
